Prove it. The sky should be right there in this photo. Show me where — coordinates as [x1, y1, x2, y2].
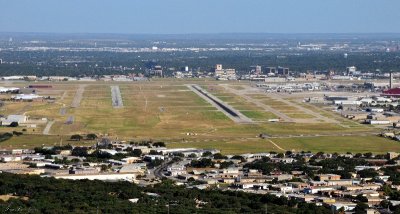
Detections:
[0, 0, 400, 34]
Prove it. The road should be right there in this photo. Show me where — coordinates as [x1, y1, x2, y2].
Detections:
[153, 162, 169, 179]
[267, 139, 285, 151]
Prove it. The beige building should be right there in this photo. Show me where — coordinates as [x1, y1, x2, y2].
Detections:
[214, 64, 236, 79]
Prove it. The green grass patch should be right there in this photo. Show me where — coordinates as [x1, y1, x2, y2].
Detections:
[273, 136, 400, 154]
[240, 110, 277, 120]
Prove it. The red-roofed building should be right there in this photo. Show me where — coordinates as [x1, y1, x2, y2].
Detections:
[382, 88, 400, 97]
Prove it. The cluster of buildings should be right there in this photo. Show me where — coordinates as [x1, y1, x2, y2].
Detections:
[0, 140, 218, 184]
[2, 64, 399, 84]
[0, 114, 28, 126]
[1, 138, 400, 212]
[162, 151, 400, 213]
[316, 91, 400, 127]
[257, 82, 322, 93]
[241, 66, 291, 81]
[0, 86, 45, 101]
[214, 64, 237, 80]
[0, 114, 46, 127]
[1, 75, 148, 82]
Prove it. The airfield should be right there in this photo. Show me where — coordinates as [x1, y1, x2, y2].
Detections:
[0, 79, 399, 154]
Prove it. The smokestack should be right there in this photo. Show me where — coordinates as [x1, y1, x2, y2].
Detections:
[390, 72, 393, 89]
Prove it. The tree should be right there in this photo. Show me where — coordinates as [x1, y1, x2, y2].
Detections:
[130, 149, 142, 157]
[188, 153, 197, 158]
[355, 194, 368, 203]
[72, 147, 88, 157]
[153, 142, 165, 147]
[8, 122, 18, 127]
[358, 169, 378, 178]
[219, 161, 234, 169]
[354, 202, 368, 214]
[381, 184, 393, 196]
[364, 152, 373, 158]
[202, 151, 212, 157]
[70, 134, 83, 141]
[12, 131, 23, 136]
[0, 133, 13, 142]
[213, 153, 228, 159]
[231, 155, 245, 162]
[86, 133, 97, 140]
[190, 159, 213, 168]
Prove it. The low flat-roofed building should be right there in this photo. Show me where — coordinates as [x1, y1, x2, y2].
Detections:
[326, 179, 355, 186]
[52, 172, 137, 182]
[0, 114, 28, 126]
[304, 186, 334, 194]
[329, 202, 357, 212]
[341, 184, 381, 191]
[11, 94, 43, 101]
[0, 155, 22, 162]
[69, 167, 99, 175]
[316, 174, 341, 181]
[121, 157, 141, 164]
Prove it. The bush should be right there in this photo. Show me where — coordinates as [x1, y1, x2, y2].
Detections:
[86, 133, 97, 140]
[70, 134, 83, 141]
[8, 122, 18, 127]
[0, 133, 13, 142]
[12, 131, 23, 136]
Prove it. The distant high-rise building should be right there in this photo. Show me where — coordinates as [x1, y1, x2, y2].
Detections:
[277, 67, 290, 76]
[346, 66, 356, 75]
[390, 72, 393, 89]
[185, 66, 189, 72]
[214, 64, 236, 79]
[0, 59, 2, 64]
[255, 65, 262, 75]
[266, 67, 276, 74]
[150, 65, 163, 77]
[215, 64, 224, 77]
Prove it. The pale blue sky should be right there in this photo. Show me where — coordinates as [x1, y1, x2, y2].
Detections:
[0, 0, 399, 34]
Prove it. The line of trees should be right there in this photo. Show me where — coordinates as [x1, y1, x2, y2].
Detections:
[0, 173, 332, 213]
[70, 133, 97, 141]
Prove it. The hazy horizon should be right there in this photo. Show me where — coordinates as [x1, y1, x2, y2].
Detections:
[1, 0, 400, 34]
